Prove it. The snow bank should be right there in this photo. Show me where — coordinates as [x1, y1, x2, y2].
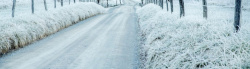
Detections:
[0, 2, 105, 54]
[137, 4, 250, 69]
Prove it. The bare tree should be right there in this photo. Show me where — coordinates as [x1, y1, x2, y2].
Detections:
[44, 0, 48, 11]
[54, 0, 56, 8]
[234, 0, 242, 32]
[141, 0, 143, 4]
[161, 0, 163, 9]
[97, 0, 100, 4]
[12, 0, 16, 17]
[202, 0, 207, 19]
[32, 0, 34, 14]
[69, 0, 71, 4]
[107, 0, 108, 7]
[120, 0, 122, 5]
[166, 0, 168, 11]
[170, 0, 173, 13]
[61, 0, 63, 7]
[179, 0, 184, 17]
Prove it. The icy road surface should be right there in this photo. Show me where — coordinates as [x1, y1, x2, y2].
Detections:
[0, 2, 139, 69]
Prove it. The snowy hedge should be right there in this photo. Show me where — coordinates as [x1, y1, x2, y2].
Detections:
[137, 4, 250, 69]
[0, 2, 105, 54]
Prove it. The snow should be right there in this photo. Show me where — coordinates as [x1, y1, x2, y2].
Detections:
[137, 2, 250, 69]
[0, 1, 139, 68]
[0, 2, 105, 54]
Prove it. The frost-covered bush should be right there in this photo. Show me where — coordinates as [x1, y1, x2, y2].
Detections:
[0, 2, 105, 54]
[137, 4, 250, 69]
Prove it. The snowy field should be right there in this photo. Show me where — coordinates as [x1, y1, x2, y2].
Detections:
[137, 1, 250, 69]
[0, 2, 105, 54]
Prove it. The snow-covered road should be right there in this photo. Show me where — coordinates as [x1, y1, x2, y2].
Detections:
[0, 2, 139, 69]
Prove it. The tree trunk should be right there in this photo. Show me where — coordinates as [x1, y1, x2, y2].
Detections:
[179, 0, 184, 17]
[161, 0, 163, 9]
[61, 0, 63, 7]
[44, 0, 48, 11]
[107, 0, 108, 7]
[97, 0, 100, 4]
[32, 0, 34, 14]
[202, 0, 207, 19]
[12, 0, 16, 17]
[234, 0, 242, 32]
[141, 0, 143, 4]
[69, 0, 70, 4]
[54, 0, 56, 8]
[166, 0, 168, 11]
[170, 0, 173, 13]
[74, 0, 75, 3]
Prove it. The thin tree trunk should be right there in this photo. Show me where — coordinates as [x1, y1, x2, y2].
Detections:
[107, 0, 108, 7]
[141, 0, 143, 4]
[202, 0, 207, 19]
[163, 0, 164, 8]
[32, 0, 34, 14]
[179, 0, 184, 17]
[166, 0, 168, 11]
[69, 0, 70, 4]
[44, 0, 48, 11]
[234, 0, 242, 32]
[12, 0, 16, 17]
[54, 0, 56, 8]
[61, 0, 63, 7]
[74, 0, 76, 3]
[170, 0, 173, 13]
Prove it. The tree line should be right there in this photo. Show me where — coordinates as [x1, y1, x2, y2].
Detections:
[12, 0, 78, 17]
[141, 0, 242, 32]
[11, 0, 122, 18]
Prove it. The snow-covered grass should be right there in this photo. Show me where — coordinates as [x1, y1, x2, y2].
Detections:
[137, 3, 250, 69]
[0, 2, 105, 54]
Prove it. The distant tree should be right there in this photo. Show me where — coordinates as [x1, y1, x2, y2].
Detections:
[179, 0, 185, 17]
[69, 0, 71, 4]
[120, 0, 122, 5]
[32, 0, 34, 14]
[166, 0, 168, 11]
[202, 0, 207, 19]
[107, 0, 108, 7]
[141, 0, 143, 4]
[74, 0, 76, 3]
[44, 0, 48, 11]
[161, 0, 163, 9]
[54, 0, 56, 8]
[61, 0, 63, 7]
[12, 0, 16, 17]
[234, 0, 242, 32]
[97, 0, 100, 4]
[170, 0, 173, 13]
